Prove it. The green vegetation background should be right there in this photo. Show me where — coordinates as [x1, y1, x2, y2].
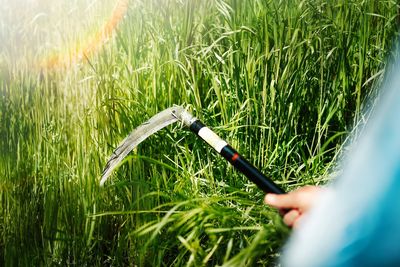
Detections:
[1, 0, 399, 266]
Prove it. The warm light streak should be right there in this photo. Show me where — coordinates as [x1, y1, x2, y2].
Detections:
[41, 0, 129, 69]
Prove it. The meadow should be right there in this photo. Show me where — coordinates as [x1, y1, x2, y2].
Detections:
[1, 0, 399, 266]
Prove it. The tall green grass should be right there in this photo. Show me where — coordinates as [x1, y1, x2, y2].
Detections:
[1, 0, 399, 266]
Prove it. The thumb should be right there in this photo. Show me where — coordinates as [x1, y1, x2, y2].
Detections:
[264, 193, 298, 209]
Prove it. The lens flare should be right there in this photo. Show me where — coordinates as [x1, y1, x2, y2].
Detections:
[0, 0, 129, 71]
[42, 0, 129, 69]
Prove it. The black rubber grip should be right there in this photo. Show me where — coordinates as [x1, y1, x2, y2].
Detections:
[220, 145, 285, 194]
[188, 119, 285, 194]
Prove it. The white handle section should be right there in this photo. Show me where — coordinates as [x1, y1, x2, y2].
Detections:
[198, 127, 227, 153]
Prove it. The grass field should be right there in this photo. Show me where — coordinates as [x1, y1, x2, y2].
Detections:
[1, 0, 399, 266]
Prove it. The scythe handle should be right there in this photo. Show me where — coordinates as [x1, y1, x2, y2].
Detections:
[189, 120, 285, 194]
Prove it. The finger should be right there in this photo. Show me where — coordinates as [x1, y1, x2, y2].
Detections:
[264, 193, 299, 209]
[283, 209, 300, 227]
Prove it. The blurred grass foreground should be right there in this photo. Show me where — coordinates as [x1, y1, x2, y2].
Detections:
[0, 0, 399, 266]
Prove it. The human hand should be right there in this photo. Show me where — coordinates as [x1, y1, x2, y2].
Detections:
[264, 186, 324, 228]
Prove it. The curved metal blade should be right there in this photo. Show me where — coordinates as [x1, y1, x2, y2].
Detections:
[100, 106, 186, 186]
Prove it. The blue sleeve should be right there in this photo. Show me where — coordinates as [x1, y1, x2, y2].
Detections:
[281, 54, 400, 267]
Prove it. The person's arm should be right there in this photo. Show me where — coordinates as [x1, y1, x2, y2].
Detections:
[264, 186, 324, 228]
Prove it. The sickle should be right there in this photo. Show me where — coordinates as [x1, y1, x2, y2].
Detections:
[100, 105, 285, 194]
